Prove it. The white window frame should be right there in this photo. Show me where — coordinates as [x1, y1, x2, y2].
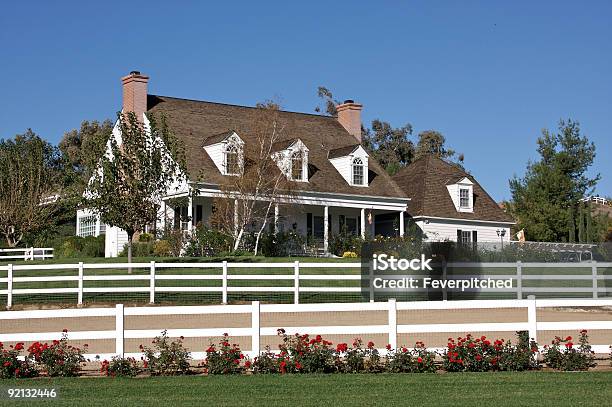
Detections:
[290, 150, 305, 181]
[352, 157, 365, 186]
[224, 142, 241, 176]
[460, 230, 472, 244]
[459, 188, 470, 208]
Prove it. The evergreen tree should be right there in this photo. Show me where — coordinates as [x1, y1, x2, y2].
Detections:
[509, 119, 600, 242]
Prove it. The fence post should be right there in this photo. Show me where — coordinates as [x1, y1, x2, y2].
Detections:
[222, 261, 228, 304]
[115, 304, 124, 358]
[388, 298, 397, 350]
[527, 295, 537, 344]
[6, 264, 13, 309]
[30, 247, 34, 261]
[251, 301, 260, 359]
[77, 262, 84, 306]
[368, 264, 374, 303]
[149, 261, 156, 304]
[591, 261, 598, 299]
[294, 261, 300, 305]
[516, 261, 522, 300]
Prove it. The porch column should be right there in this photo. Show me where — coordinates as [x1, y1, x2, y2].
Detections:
[323, 205, 329, 253]
[360, 208, 366, 239]
[399, 211, 405, 237]
[95, 214, 101, 236]
[187, 195, 193, 230]
[274, 203, 279, 234]
[234, 199, 239, 237]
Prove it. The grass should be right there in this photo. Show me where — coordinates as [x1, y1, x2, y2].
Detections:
[0, 372, 610, 407]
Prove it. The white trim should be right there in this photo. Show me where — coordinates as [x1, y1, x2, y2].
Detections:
[412, 215, 515, 225]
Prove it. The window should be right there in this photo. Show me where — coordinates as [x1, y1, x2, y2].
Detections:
[78, 215, 97, 237]
[291, 151, 304, 181]
[224, 143, 240, 175]
[460, 230, 472, 244]
[459, 188, 470, 208]
[352, 157, 365, 185]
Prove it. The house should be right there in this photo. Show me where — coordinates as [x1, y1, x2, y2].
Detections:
[392, 155, 514, 243]
[76, 72, 410, 256]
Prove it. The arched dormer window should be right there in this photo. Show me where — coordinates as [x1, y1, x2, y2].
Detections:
[352, 157, 365, 186]
[224, 143, 240, 175]
[291, 150, 304, 181]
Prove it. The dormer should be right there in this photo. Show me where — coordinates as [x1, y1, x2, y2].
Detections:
[328, 145, 369, 187]
[203, 131, 244, 176]
[271, 138, 309, 182]
[447, 177, 474, 212]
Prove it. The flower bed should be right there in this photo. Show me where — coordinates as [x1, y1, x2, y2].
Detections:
[0, 329, 607, 379]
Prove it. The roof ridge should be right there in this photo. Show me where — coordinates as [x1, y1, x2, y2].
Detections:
[149, 94, 337, 120]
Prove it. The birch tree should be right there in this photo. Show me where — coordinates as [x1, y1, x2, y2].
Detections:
[208, 102, 295, 254]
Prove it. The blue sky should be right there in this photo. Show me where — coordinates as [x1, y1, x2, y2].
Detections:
[1, 1, 610, 201]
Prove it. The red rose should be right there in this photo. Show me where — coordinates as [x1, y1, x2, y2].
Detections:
[385, 344, 392, 350]
[367, 341, 375, 349]
[3, 361, 10, 367]
[14, 343, 23, 351]
[417, 357, 423, 363]
[295, 362, 302, 369]
[565, 336, 572, 341]
[244, 361, 251, 368]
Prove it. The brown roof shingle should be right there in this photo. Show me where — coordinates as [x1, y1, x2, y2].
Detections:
[392, 155, 514, 222]
[147, 95, 407, 199]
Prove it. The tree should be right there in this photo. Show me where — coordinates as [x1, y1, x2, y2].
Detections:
[208, 102, 295, 254]
[59, 119, 113, 190]
[362, 120, 414, 175]
[86, 112, 186, 266]
[0, 131, 63, 247]
[509, 119, 600, 242]
[414, 130, 462, 161]
[314, 86, 338, 116]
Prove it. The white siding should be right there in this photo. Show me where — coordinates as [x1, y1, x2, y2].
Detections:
[204, 142, 225, 173]
[416, 218, 511, 243]
[105, 226, 128, 258]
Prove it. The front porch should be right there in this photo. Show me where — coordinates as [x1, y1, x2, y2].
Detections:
[161, 187, 408, 256]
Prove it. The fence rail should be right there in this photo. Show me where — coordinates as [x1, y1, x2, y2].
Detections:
[0, 261, 611, 308]
[0, 297, 610, 359]
[0, 247, 53, 261]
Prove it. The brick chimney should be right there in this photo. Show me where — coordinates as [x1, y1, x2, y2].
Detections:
[121, 71, 149, 121]
[336, 100, 363, 143]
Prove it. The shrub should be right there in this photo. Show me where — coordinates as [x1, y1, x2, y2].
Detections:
[260, 231, 304, 257]
[53, 235, 105, 258]
[329, 232, 364, 257]
[495, 331, 539, 371]
[120, 241, 155, 257]
[0, 342, 38, 379]
[542, 330, 595, 371]
[443, 332, 539, 372]
[386, 341, 437, 373]
[251, 347, 277, 374]
[203, 334, 249, 375]
[141, 330, 191, 376]
[138, 233, 154, 242]
[342, 251, 358, 258]
[277, 330, 336, 373]
[184, 226, 232, 257]
[153, 240, 172, 257]
[27, 331, 87, 377]
[100, 356, 141, 377]
[338, 338, 384, 373]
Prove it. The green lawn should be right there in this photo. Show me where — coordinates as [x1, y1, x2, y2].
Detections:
[0, 372, 610, 407]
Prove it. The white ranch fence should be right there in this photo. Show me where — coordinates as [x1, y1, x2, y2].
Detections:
[0, 248, 54, 261]
[0, 298, 610, 360]
[0, 261, 611, 308]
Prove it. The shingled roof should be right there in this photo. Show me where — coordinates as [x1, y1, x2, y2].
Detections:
[392, 155, 513, 222]
[146, 95, 407, 199]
